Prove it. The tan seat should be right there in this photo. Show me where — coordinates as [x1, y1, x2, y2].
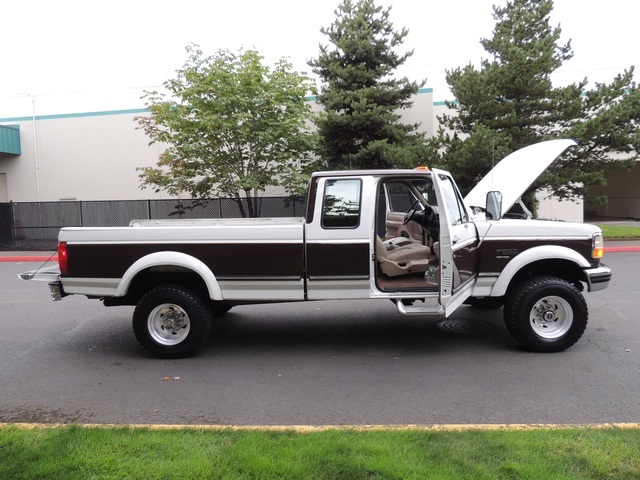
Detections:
[376, 237, 430, 277]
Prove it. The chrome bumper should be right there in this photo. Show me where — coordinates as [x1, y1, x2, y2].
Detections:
[584, 264, 611, 292]
[18, 265, 61, 282]
[18, 266, 67, 301]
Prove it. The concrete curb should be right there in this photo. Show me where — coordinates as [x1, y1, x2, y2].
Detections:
[603, 246, 640, 253]
[0, 256, 59, 263]
[1, 422, 639, 431]
[2, 245, 640, 263]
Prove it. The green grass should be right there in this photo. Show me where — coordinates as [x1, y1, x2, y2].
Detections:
[1, 425, 639, 479]
[600, 224, 640, 239]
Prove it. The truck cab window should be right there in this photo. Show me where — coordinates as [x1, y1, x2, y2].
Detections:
[384, 180, 436, 213]
[438, 174, 468, 226]
[322, 179, 362, 228]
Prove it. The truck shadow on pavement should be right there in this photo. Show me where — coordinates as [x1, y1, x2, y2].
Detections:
[204, 303, 514, 357]
[53, 303, 516, 359]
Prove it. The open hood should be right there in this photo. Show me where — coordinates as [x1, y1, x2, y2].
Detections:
[464, 139, 576, 218]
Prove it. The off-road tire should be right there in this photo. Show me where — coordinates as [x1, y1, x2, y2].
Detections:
[133, 285, 213, 358]
[504, 276, 588, 352]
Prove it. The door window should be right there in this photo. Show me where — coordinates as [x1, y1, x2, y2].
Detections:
[438, 174, 468, 226]
[321, 179, 362, 229]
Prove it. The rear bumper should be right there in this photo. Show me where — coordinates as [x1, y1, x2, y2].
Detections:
[18, 265, 61, 282]
[584, 264, 611, 292]
[18, 266, 67, 301]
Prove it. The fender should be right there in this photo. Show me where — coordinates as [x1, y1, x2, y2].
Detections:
[491, 245, 591, 297]
[114, 251, 223, 300]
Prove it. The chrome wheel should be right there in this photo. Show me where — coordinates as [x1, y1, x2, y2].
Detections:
[147, 303, 191, 346]
[133, 285, 213, 358]
[504, 276, 588, 352]
[529, 295, 573, 339]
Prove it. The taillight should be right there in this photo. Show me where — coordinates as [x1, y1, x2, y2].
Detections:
[58, 242, 69, 275]
[591, 233, 604, 259]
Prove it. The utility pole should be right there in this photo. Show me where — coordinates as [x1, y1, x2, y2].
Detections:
[20, 93, 42, 201]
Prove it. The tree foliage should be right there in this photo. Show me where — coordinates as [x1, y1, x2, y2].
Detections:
[137, 45, 318, 217]
[309, 0, 429, 170]
[432, 0, 639, 205]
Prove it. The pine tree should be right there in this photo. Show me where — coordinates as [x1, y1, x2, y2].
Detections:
[433, 0, 638, 204]
[309, 0, 428, 170]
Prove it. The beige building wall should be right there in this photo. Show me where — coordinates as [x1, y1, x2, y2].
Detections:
[536, 189, 584, 223]
[0, 110, 175, 202]
[586, 163, 640, 219]
[2, 89, 634, 222]
[400, 88, 433, 135]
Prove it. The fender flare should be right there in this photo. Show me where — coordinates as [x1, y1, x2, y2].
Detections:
[491, 245, 591, 297]
[115, 251, 223, 300]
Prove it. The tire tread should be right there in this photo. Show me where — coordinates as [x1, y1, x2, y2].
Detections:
[133, 284, 213, 358]
[504, 276, 588, 352]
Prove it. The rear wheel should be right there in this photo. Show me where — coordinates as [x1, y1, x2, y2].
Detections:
[504, 276, 588, 352]
[133, 285, 213, 358]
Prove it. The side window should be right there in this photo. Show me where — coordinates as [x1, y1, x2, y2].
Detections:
[322, 179, 362, 228]
[384, 179, 437, 212]
[386, 183, 416, 213]
[438, 174, 468, 226]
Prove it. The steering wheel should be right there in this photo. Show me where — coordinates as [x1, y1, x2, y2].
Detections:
[402, 200, 421, 225]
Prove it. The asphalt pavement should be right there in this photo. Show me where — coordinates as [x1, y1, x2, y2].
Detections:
[1, 251, 639, 426]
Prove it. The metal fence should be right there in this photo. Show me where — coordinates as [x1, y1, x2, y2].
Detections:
[0, 196, 306, 251]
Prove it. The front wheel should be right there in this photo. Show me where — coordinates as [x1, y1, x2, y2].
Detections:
[133, 285, 213, 358]
[504, 276, 588, 352]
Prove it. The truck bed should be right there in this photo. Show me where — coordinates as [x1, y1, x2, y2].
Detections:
[129, 217, 304, 227]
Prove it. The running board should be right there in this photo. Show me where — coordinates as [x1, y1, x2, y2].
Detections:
[396, 300, 444, 316]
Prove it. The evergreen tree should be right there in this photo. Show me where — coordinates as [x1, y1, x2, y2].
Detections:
[309, 0, 429, 170]
[433, 0, 638, 204]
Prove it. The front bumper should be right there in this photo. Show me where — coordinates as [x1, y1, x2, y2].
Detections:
[584, 264, 612, 292]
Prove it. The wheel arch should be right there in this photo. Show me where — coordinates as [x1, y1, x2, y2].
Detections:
[114, 251, 223, 300]
[491, 246, 591, 297]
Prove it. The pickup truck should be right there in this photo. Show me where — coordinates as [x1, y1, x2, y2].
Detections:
[21, 139, 611, 358]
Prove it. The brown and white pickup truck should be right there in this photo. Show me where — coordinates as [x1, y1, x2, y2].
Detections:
[21, 139, 611, 358]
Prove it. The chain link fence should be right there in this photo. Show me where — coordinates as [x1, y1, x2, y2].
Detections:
[0, 196, 306, 251]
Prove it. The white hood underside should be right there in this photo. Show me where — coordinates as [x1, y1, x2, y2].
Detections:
[464, 139, 577, 217]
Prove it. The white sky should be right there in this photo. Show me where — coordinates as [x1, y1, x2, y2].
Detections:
[1, 0, 638, 118]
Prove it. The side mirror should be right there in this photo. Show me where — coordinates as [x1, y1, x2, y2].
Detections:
[486, 191, 502, 221]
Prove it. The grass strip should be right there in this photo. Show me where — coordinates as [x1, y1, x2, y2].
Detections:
[600, 224, 640, 239]
[1, 424, 638, 479]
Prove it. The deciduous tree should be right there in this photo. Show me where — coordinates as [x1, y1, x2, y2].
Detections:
[137, 45, 318, 217]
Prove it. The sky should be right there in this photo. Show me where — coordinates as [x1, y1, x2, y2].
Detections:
[1, 0, 638, 118]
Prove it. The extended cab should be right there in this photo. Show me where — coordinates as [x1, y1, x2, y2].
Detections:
[21, 140, 611, 357]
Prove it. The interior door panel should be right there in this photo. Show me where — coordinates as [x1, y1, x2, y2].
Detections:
[385, 211, 424, 243]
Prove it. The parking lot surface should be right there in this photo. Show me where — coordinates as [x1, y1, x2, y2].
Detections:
[1, 253, 638, 426]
